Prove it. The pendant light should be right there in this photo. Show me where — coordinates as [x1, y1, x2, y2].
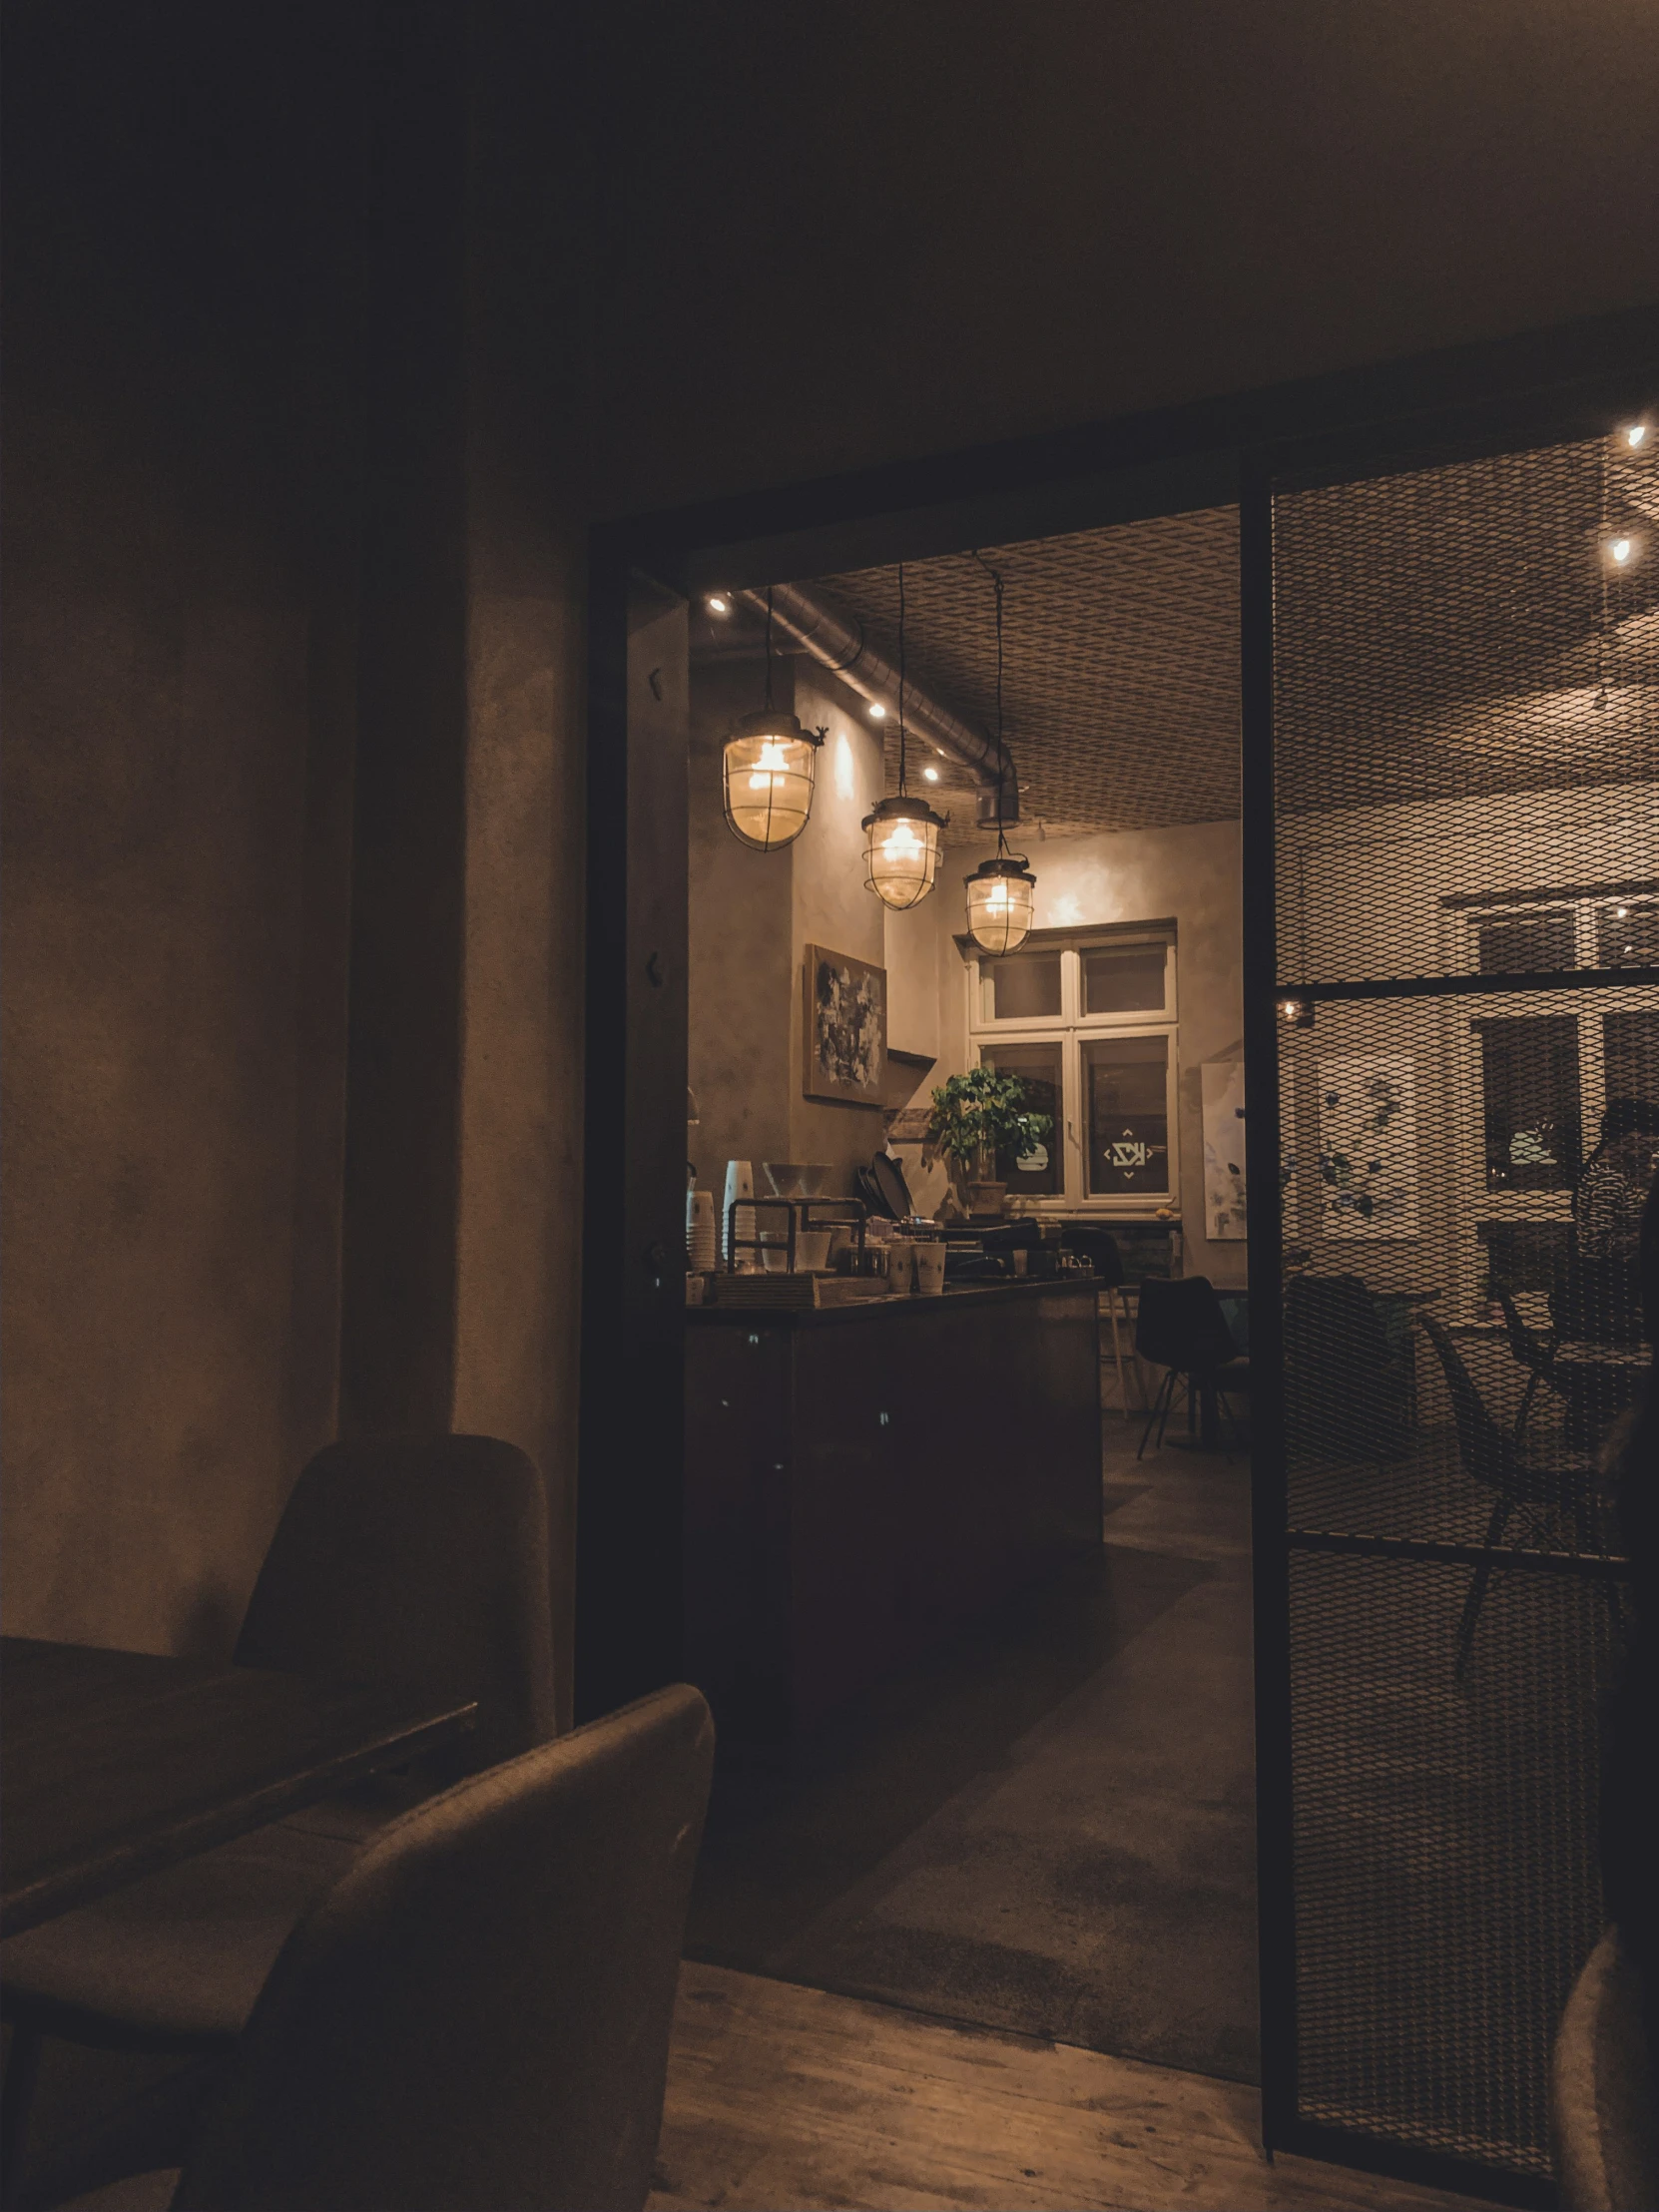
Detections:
[963, 555, 1035, 952]
[862, 562, 945, 908]
[722, 586, 824, 851]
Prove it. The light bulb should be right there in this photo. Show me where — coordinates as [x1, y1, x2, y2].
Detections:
[986, 881, 1009, 910]
[884, 822, 920, 858]
[1625, 423, 1649, 449]
[1611, 536, 1634, 565]
[706, 594, 730, 616]
[867, 703, 886, 721]
[923, 766, 939, 782]
[748, 738, 789, 789]
[1616, 906, 1628, 918]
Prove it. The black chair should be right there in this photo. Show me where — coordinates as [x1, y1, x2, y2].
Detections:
[1134, 1276, 1249, 1458]
[1284, 1272, 1413, 1465]
[1416, 1314, 1609, 1681]
[2, 1436, 558, 2183]
[1490, 1281, 1565, 1442]
[47, 1686, 715, 2212]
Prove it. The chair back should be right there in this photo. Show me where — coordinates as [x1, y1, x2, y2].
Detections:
[1492, 1283, 1554, 1379]
[1134, 1275, 1235, 1370]
[1283, 1272, 1412, 1462]
[235, 1435, 556, 1775]
[1061, 1226, 1125, 1287]
[172, 1684, 715, 2212]
[1416, 1314, 1516, 1496]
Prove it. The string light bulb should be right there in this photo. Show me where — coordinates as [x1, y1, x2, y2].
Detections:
[962, 552, 1035, 953]
[861, 562, 944, 908]
[1622, 422, 1649, 450]
[722, 586, 824, 851]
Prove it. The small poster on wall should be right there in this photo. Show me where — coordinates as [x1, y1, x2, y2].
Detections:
[1201, 1061, 1248, 1240]
[803, 944, 887, 1106]
[1317, 1054, 1418, 1239]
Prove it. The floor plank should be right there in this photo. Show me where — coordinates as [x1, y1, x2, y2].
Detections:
[649, 1962, 1500, 2212]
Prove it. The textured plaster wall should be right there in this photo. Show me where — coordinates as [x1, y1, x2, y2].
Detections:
[687, 662, 888, 1204]
[789, 670, 888, 1190]
[687, 660, 797, 1202]
[0, 2, 364, 1653]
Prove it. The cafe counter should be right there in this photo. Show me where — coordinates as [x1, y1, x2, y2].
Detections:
[684, 1279, 1101, 1740]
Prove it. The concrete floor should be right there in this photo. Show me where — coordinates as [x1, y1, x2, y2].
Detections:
[687, 1419, 1261, 2083]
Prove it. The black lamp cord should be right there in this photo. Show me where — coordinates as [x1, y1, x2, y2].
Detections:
[895, 562, 908, 797]
[765, 585, 775, 712]
[972, 549, 1009, 859]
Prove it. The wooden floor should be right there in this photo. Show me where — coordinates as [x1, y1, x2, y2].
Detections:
[649, 1962, 1499, 2212]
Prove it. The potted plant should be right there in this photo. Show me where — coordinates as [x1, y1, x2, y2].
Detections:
[923, 1068, 1054, 1218]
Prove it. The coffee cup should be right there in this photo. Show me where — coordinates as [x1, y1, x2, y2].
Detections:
[914, 1241, 946, 1296]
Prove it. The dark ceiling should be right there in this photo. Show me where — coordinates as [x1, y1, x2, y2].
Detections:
[691, 430, 1658, 843]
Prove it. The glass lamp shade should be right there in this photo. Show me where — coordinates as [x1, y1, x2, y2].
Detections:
[722, 711, 822, 851]
[964, 854, 1037, 952]
[862, 794, 945, 909]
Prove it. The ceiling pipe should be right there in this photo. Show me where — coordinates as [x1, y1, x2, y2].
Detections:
[736, 581, 1018, 827]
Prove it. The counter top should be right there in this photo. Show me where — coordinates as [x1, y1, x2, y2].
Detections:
[686, 1277, 1097, 1329]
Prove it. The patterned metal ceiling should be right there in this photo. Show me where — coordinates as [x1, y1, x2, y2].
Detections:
[808, 505, 1243, 841]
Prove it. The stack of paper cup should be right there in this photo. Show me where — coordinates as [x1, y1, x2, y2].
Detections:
[686, 1188, 718, 1274]
[723, 1160, 757, 1269]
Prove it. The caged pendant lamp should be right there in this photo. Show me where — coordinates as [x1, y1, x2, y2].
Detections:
[963, 555, 1035, 953]
[862, 562, 945, 909]
[722, 586, 825, 852]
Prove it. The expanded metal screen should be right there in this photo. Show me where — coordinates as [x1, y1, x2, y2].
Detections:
[1266, 429, 1657, 2190]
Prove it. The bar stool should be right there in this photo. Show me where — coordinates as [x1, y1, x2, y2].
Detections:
[1061, 1228, 1146, 1416]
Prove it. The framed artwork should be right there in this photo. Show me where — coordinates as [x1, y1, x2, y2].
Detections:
[1318, 1054, 1418, 1239]
[1201, 1061, 1248, 1240]
[803, 944, 887, 1106]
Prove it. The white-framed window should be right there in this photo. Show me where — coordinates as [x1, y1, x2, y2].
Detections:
[962, 924, 1179, 1213]
[1443, 884, 1659, 1318]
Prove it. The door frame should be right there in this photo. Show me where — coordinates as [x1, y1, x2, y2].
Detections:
[577, 305, 1658, 2185]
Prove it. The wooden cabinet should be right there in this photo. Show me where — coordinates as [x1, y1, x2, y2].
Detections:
[684, 1283, 1101, 1739]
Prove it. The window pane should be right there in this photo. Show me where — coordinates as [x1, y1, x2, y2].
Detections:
[1476, 910, 1574, 974]
[981, 1044, 1062, 1195]
[983, 952, 1061, 1020]
[1475, 1015, 1580, 1192]
[1083, 1034, 1170, 1197]
[1082, 943, 1167, 1014]
[1596, 899, 1659, 969]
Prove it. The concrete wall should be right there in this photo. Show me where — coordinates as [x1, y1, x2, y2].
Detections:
[0, 2, 366, 1654]
[788, 669, 889, 1187]
[687, 660, 797, 1198]
[1, 2, 588, 1698]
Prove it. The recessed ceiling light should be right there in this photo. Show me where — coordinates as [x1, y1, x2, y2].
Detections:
[706, 593, 731, 616]
[1623, 422, 1649, 450]
[922, 766, 939, 782]
[867, 703, 886, 721]
[1610, 536, 1635, 565]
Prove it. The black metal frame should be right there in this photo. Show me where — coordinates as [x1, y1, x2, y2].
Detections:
[579, 300, 1659, 2199]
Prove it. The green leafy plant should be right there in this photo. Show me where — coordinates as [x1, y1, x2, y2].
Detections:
[923, 1068, 1054, 1181]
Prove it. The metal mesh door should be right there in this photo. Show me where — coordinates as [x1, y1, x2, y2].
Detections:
[1256, 427, 1656, 2194]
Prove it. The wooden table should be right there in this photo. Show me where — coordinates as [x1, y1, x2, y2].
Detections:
[0, 1638, 476, 1937]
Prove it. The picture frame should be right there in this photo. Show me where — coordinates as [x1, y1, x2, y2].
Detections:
[803, 943, 887, 1106]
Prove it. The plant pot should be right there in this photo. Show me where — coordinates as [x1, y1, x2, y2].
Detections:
[966, 1180, 1007, 1217]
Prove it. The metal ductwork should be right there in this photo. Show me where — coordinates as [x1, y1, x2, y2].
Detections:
[737, 581, 1018, 828]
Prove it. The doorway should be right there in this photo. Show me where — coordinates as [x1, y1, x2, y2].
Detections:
[578, 317, 1658, 2205]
